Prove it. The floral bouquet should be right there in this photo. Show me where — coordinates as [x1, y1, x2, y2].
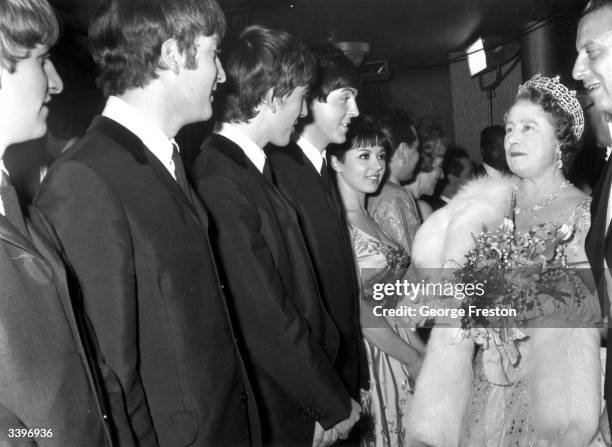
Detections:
[456, 213, 585, 337]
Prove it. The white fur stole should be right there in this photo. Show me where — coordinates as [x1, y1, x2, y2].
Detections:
[406, 176, 602, 446]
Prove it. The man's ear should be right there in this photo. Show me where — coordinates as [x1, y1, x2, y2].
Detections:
[395, 142, 410, 164]
[263, 88, 277, 113]
[396, 142, 407, 158]
[330, 155, 343, 173]
[160, 39, 185, 75]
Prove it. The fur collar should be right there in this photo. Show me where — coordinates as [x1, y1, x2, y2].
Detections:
[407, 175, 602, 446]
[412, 175, 516, 269]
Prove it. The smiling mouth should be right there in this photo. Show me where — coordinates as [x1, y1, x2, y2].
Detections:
[585, 82, 600, 93]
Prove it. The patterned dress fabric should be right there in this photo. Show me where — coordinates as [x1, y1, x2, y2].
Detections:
[349, 223, 415, 447]
[370, 188, 421, 255]
[459, 199, 606, 446]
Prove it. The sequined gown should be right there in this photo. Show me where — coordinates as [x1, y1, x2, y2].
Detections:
[348, 223, 414, 447]
[369, 186, 421, 255]
[408, 175, 606, 447]
[459, 199, 606, 446]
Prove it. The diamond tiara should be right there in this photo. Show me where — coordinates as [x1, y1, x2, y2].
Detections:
[517, 74, 584, 140]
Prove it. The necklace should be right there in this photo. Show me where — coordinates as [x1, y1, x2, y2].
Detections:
[513, 181, 571, 216]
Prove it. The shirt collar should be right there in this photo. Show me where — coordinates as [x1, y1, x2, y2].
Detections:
[102, 96, 176, 176]
[607, 123, 612, 162]
[296, 136, 325, 174]
[0, 160, 7, 215]
[217, 122, 266, 173]
[0, 159, 8, 181]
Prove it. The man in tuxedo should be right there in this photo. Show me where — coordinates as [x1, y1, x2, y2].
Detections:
[0, 0, 113, 445]
[266, 43, 367, 444]
[574, 0, 612, 436]
[34, 1, 258, 445]
[193, 26, 360, 447]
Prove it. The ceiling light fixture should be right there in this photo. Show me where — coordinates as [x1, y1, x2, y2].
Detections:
[333, 41, 370, 67]
[466, 35, 520, 124]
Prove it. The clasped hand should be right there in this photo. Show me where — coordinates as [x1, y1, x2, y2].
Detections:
[312, 399, 361, 447]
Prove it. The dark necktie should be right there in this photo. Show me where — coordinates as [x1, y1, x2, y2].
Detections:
[262, 159, 274, 185]
[171, 142, 195, 207]
[320, 158, 332, 190]
[0, 172, 28, 236]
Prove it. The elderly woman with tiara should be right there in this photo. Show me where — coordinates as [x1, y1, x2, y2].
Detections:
[406, 74, 608, 446]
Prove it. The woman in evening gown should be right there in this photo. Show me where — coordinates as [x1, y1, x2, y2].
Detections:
[367, 112, 428, 341]
[407, 74, 607, 446]
[368, 112, 422, 255]
[329, 116, 424, 447]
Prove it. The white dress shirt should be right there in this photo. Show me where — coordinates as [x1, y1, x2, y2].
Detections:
[604, 123, 612, 314]
[102, 95, 178, 180]
[216, 123, 266, 173]
[296, 136, 325, 175]
[0, 160, 7, 216]
[607, 124, 612, 233]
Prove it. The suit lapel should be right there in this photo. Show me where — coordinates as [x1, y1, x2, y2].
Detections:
[221, 137, 300, 224]
[0, 214, 41, 258]
[587, 158, 612, 266]
[186, 185, 210, 227]
[586, 157, 612, 315]
[90, 116, 204, 226]
[601, 159, 612, 257]
[316, 172, 338, 213]
[143, 149, 203, 222]
[212, 134, 272, 187]
[290, 144, 337, 211]
[27, 213, 78, 326]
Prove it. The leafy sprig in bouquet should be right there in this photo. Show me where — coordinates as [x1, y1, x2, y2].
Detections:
[456, 211, 585, 333]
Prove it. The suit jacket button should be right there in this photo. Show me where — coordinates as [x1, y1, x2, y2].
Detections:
[240, 392, 248, 403]
[322, 343, 327, 351]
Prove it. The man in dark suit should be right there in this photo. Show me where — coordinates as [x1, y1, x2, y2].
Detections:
[476, 125, 511, 178]
[438, 146, 474, 205]
[574, 0, 612, 438]
[0, 0, 113, 445]
[193, 26, 360, 447]
[34, 1, 258, 445]
[266, 43, 367, 444]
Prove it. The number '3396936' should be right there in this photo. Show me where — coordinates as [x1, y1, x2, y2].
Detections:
[8, 428, 52, 438]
